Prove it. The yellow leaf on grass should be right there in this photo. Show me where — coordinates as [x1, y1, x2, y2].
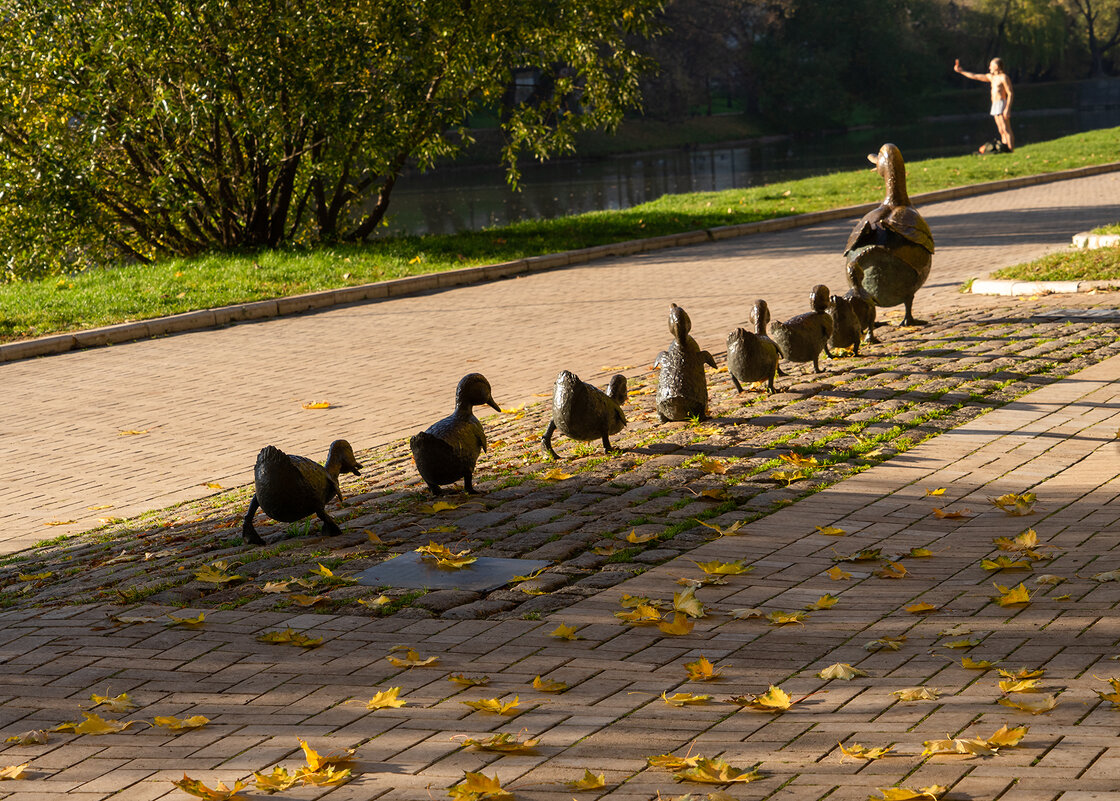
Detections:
[532, 675, 568, 693]
[772, 469, 807, 486]
[925, 487, 946, 496]
[460, 732, 540, 753]
[962, 657, 995, 670]
[90, 691, 137, 713]
[662, 691, 712, 707]
[386, 647, 439, 667]
[684, 656, 724, 681]
[674, 757, 764, 784]
[691, 559, 753, 576]
[0, 762, 29, 780]
[993, 582, 1032, 606]
[892, 687, 939, 701]
[990, 492, 1037, 516]
[549, 623, 582, 640]
[448, 771, 513, 801]
[768, 611, 808, 626]
[931, 508, 970, 519]
[299, 738, 355, 771]
[818, 663, 868, 681]
[731, 685, 791, 712]
[627, 529, 659, 543]
[449, 674, 490, 686]
[998, 694, 1058, 714]
[462, 696, 520, 715]
[815, 525, 846, 536]
[540, 468, 573, 480]
[358, 595, 392, 608]
[153, 715, 209, 731]
[171, 775, 249, 800]
[906, 603, 939, 614]
[688, 487, 730, 501]
[301, 401, 331, 410]
[658, 613, 696, 636]
[566, 769, 606, 791]
[364, 687, 407, 709]
[257, 628, 322, 648]
[827, 566, 852, 580]
[307, 562, 334, 578]
[779, 452, 818, 469]
[839, 742, 894, 760]
[806, 594, 839, 611]
[872, 786, 947, 801]
[695, 518, 746, 537]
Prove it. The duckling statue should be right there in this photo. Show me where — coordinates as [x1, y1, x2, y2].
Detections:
[542, 371, 627, 459]
[845, 262, 878, 344]
[769, 285, 834, 373]
[655, 303, 717, 421]
[827, 294, 863, 356]
[410, 373, 502, 495]
[844, 143, 934, 327]
[242, 439, 362, 545]
[726, 299, 781, 393]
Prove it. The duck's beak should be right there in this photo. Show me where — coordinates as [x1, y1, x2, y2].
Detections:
[487, 397, 502, 413]
[866, 153, 878, 169]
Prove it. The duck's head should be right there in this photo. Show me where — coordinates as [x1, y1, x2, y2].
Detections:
[810, 284, 830, 313]
[457, 372, 502, 412]
[828, 294, 845, 311]
[327, 439, 362, 476]
[668, 303, 692, 340]
[867, 143, 909, 205]
[846, 261, 865, 288]
[607, 374, 628, 405]
[749, 299, 770, 333]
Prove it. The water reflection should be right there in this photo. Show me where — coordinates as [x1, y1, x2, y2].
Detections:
[381, 109, 1119, 237]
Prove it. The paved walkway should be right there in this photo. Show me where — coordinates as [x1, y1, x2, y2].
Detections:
[3, 171, 1119, 551]
[1, 332, 1118, 800]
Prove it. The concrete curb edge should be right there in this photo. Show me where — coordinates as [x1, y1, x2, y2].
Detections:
[4, 160, 1119, 364]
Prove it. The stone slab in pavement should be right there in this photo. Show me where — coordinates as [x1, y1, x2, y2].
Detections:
[1, 337, 1119, 799]
[2, 171, 1120, 550]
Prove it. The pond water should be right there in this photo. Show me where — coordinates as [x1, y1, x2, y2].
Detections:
[381, 108, 1120, 237]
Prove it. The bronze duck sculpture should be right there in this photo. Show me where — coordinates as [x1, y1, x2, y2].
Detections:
[827, 293, 863, 356]
[242, 439, 362, 545]
[543, 371, 627, 459]
[769, 285, 834, 373]
[727, 299, 780, 393]
[844, 143, 934, 327]
[655, 304, 717, 421]
[411, 373, 501, 495]
[845, 262, 878, 343]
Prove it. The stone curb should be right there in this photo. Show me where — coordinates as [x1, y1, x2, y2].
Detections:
[970, 278, 1120, 296]
[1072, 231, 1120, 249]
[3, 159, 1119, 365]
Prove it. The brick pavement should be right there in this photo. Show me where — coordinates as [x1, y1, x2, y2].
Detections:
[2, 171, 1120, 550]
[1, 338, 1119, 799]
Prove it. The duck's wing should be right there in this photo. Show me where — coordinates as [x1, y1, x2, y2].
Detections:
[883, 206, 935, 253]
[289, 454, 336, 504]
[845, 209, 889, 252]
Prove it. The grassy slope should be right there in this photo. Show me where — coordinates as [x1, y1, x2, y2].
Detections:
[2, 126, 1118, 342]
[993, 246, 1120, 281]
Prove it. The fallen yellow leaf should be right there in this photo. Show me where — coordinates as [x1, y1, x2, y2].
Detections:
[301, 401, 331, 410]
[566, 769, 606, 791]
[961, 657, 995, 670]
[730, 685, 791, 712]
[691, 559, 753, 576]
[805, 594, 839, 611]
[684, 656, 724, 681]
[658, 612, 695, 636]
[674, 757, 764, 784]
[998, 694, 1058, 714]
[815, 525, 846, 536]
[532, 675, 568, 693]
[627, 529, 659, 543]
[662, 691, 712, 706]
[827, 566, 852, 581]
[171, 775, 248, 800]
[0, 762, 29, 780]
[364, 687, 407, 709]
[448, 771, 512, 801]
[924, 487, 946, 496]
[931, 507, 970, 519]
[90, 691, 137, 713]
[872, 786, 946, 801]
[839, 742, 893, 760]
[892, 687, 939, 701]
[906, 603, 939, 614]
[549, 623, 582, 640]
[993, 582, 1032, 606]
[767, 610, 808, 626]
[540, 468, 573, 480]
[462, 696, 520, 715]
[386, 647, 439, 667]
[449, 674, 490, 686]
[153, 715, 210, 731]
[999, 678, 1041, 693]
[459, 732, 540, 753]
[695, 518, 746, 537]
[818, 663, 867, 681]
[298, 738, 355, 771]
[257, 628, 322, 648]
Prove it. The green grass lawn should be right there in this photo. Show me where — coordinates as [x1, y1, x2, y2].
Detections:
[992, 245, 1120, 281]
[1091, 222, 1120, 235]
[2, 126, 1119, 343]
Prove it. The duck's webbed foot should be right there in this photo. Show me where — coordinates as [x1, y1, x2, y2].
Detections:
[865, 327, 879, 344]
[729, 375, 744, 393]
[542, 421, 560, 460]
[602, 434, 621, 454]
[242, 497, 265, 545]
[425, 482, 444, 496]
[776, 365, 788, 377]
[463, 475, 482, 495]
[900, 299, 923, 327]
[317, 511, 343, 537]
